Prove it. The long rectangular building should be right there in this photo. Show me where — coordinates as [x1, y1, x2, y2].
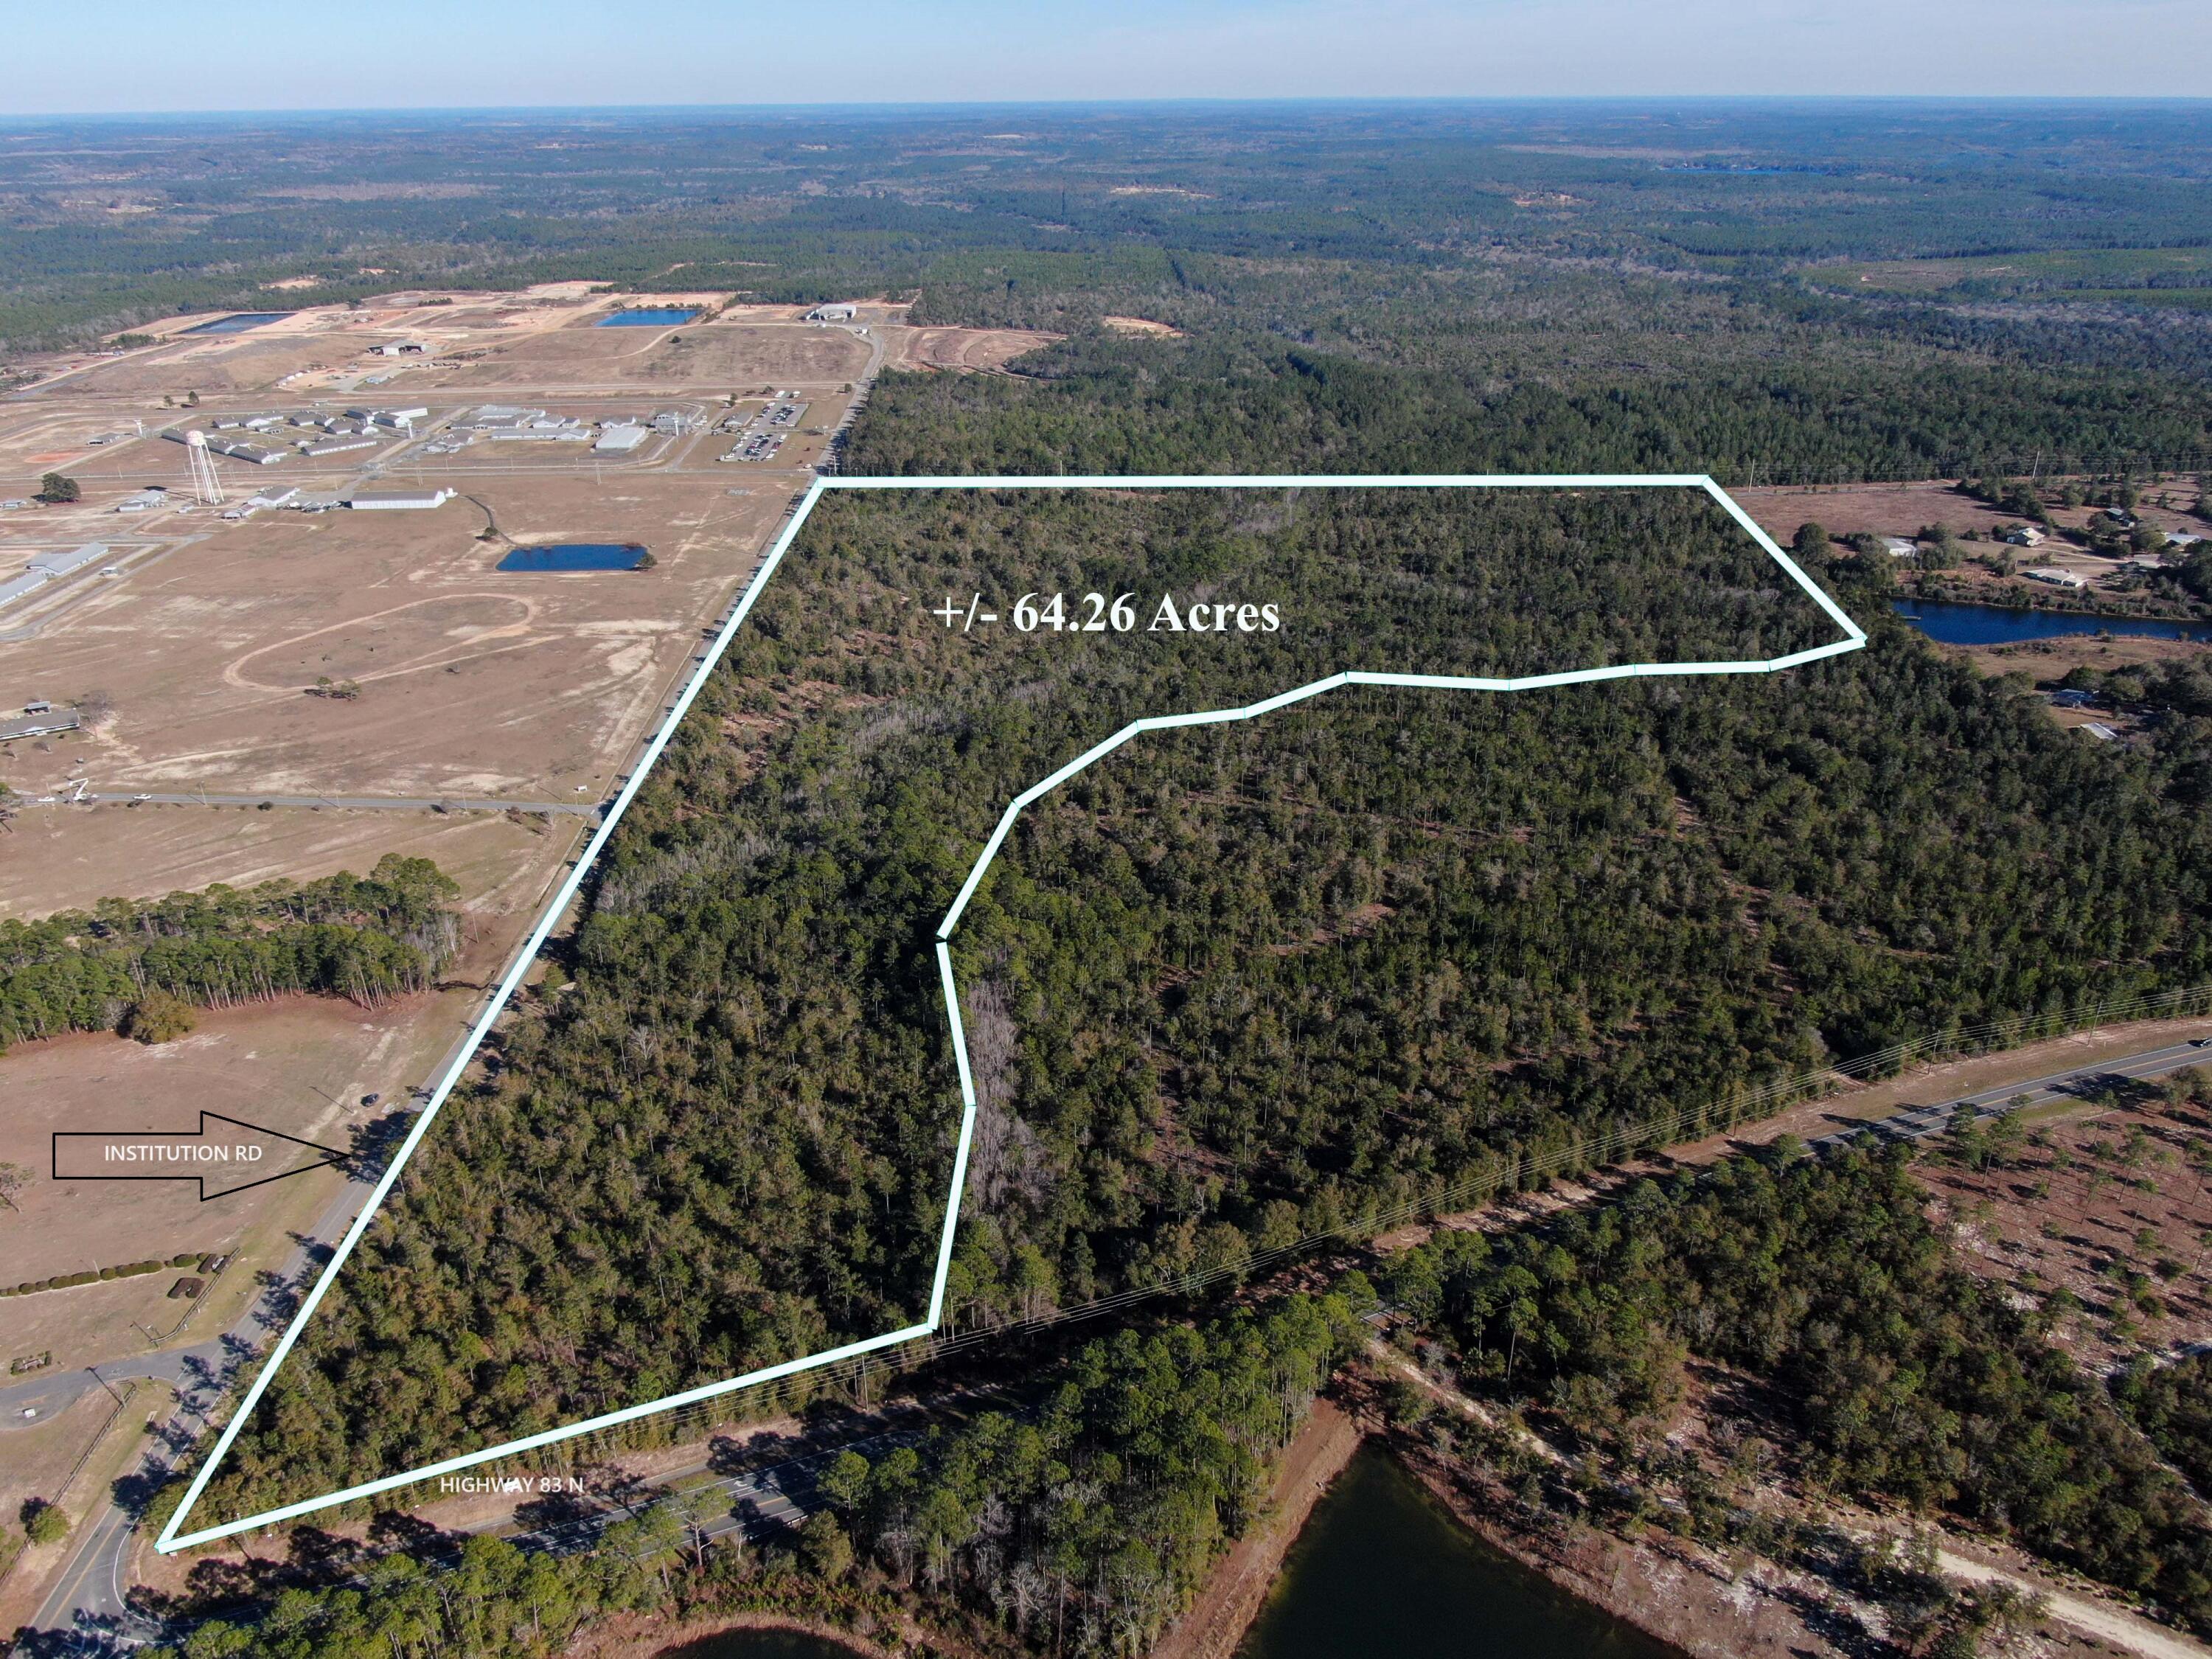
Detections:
[344, 488, 453, 511]
[27, 543, 107, 578]
[0, 571, 50, 611]
[0, 709, 80, 740]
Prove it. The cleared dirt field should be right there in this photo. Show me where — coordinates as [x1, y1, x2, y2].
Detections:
[1735, 479, 2025, 543]
[0, 802, 570, 920]
[53, 330, 413, 397]
[1100, 315, 1184, 338]
[438, 319, 870, 388]
[0, 471, 793, 799]
[888, 324, 1060, 370]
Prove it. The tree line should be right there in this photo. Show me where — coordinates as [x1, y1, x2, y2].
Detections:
[0, 855, 462, 1052]
[150, 1291, 1366, 1659]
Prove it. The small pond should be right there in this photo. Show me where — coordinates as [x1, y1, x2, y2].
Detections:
[598, 307, 699, 327]
[1893, 597, 2212, 646]
[497, 542, 650, 572]
[185, 311, 291, 334]
[1239, 1447, 1680, 1659]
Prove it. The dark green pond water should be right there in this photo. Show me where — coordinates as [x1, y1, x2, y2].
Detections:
[657, 1630, 862, 1659]
[1238, 1447, 1681, 1659]
[644, 1448, 1676, 1659]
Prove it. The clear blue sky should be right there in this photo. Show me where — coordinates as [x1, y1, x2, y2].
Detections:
[7, 0, 2208, 114]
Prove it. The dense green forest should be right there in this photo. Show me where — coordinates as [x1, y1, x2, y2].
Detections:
[1383, 1145, 2212, 1632]
[189, 481, 2212, 1528]
[2115, 1352, 2212, 1500]
[0, 856, 461, 1052]
[150, 1293, 1364, 1659]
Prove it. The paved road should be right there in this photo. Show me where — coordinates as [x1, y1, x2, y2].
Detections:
[21, 984, 522, 1650]
[8, 790, 601, 815]
[20, 1171, 377, 1649]
[1809, 1035, 2212, 1150]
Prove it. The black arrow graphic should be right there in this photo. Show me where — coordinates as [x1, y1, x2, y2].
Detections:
[52, 1111, 353, 1203]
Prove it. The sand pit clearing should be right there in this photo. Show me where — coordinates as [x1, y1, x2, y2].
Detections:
[889, 324, 1062, 370]
[1100, 315, 1185, 338]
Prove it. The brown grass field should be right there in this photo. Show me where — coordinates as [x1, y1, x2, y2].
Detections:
[1734, 478, 2210, 550]
[436, 318, 871, 389]
[0, 801, 569, 919]
[53, 331, 414, 397]
[1, 470, 795, 799]
[1, 1001, 429, 1350]
[0, 813, 572, 1360]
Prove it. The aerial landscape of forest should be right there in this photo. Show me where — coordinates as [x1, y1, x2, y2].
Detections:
[4, 74, 2212, 1659]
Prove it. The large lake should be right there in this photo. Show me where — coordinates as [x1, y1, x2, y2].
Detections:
[1894, 597, 2212, 645]
[1239, 1446, 1679, 1659]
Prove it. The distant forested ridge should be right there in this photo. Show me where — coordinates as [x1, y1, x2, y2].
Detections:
[849, 332, 2212, 487]
[195, 484, 2212, 1524]
[7, 105, 2212, 479]
[0, 855, 461, 1051]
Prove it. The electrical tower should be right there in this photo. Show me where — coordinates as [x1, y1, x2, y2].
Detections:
[185, 429, 225, 507]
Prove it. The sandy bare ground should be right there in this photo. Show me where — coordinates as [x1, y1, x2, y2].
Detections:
[1151, 1398, 1363, 1659]
[1101, 316, 1185, 338]
[888, 325, 1061, 372]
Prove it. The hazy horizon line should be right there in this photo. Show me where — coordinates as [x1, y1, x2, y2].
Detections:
[7, 91, 2212, 125]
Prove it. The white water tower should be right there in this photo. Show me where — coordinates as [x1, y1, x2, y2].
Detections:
[185, 429, 225, 507]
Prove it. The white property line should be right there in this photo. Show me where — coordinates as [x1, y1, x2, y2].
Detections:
[156, 473, 1865, 1553]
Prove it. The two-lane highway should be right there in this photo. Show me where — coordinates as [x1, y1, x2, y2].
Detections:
[1809, 1034, 2212, 1150]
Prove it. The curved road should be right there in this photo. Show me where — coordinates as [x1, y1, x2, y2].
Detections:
[17, 1170, 376, 1650]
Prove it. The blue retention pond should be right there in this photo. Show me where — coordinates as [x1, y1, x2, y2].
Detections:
[1894, 597, 2212, 646]
[498, 543, 650, 573]
[597, 307, 698, 327]
[184, 312, 291, 335]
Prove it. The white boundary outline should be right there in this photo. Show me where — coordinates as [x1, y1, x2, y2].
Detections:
[156, 473, 1865, 1552]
